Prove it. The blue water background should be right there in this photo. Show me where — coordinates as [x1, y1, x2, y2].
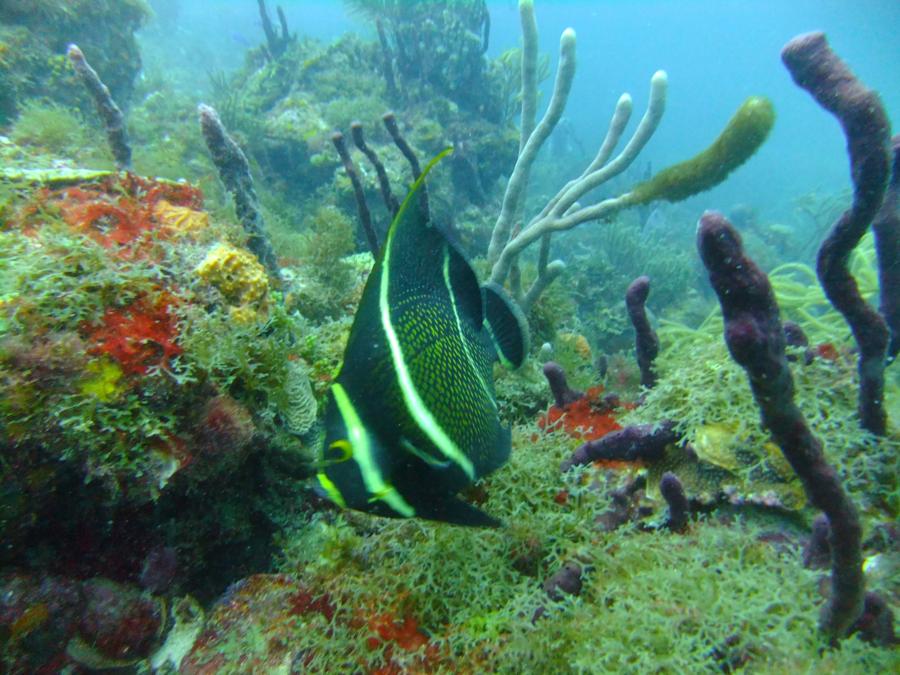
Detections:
[146, 0, 900, 222]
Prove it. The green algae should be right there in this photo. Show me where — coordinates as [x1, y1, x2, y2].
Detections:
[0, 0, 150, 124]
[0, 174, 324, 501]
[275, 413, 897, 672]
[624, 313, 898, 515]
[0, 5, 894, 670]
[622, 231, 898, 514]
[270, 214, 896, 670]
[0, 223, 185, 497]
[9, 101, 92, 155]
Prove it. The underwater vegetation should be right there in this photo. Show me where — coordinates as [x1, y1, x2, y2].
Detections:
[345, 0, 494, 115]
[8, 101, 93, 157]
[0, 170, 321, 498]
[0, 0, 149, 124]
[0, 165, 337, 668]
[208, 0, 521, 260]
[0, 0, 897, 672]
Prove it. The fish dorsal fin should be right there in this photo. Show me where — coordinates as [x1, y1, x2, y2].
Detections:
[386, 147, 452, 252]
[482, 283, 529, 369]
[339, 147, 455, 386]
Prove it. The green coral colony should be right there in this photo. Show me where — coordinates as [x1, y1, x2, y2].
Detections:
[0, 0, 897, 673]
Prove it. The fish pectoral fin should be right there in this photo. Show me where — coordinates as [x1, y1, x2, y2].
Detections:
[401, 439, 452, 469]
[482, 282, 529, 369]
[478, 424, 512, 477]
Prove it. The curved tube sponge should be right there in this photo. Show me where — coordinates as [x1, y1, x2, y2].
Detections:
[698, 210, 863, 642]
[628, 96, 775, 205]
[782, 31, 892, 436]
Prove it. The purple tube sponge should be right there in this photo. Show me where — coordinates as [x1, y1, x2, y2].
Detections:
[783, 320, 815, 364]
[67, 44, 131, 171]
[78, 578, 164, 661]
[383, 112, 431, 222]
[561, 421, 678, 472]
[698, 210, 863, 642]
[542, 561, 583, 601]
[782, 320, 808, 349]
[854, 592, 897, 647]
[872, 136, 900, 360]
[140, 546, 178, 594]
[660, 472, 689, 532]
[625, 275, 659, 388]
[198, 104, 280, 276]
[803, 514, 832, 570]
[351, 121, 400, 217]
[257, 0, 292, 59]
[333, 130, 379, 253]
[542, 361, 584, 409]
[782, 32, 892, 436]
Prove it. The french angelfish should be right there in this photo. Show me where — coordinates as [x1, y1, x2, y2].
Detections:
[316, 149, 528, 527]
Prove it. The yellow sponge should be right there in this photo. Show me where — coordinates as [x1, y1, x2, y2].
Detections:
[196, 243, 269, 307]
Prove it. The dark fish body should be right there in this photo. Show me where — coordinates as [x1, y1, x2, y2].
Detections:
[317, 151, 527, 526]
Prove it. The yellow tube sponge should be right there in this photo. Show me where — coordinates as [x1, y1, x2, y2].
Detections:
[627, 96, 775, 205]
[195, 243, 270, 307]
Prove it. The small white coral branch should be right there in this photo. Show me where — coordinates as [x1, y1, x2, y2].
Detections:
[490, 71, 668, 305]
[485, 1, 668, 310]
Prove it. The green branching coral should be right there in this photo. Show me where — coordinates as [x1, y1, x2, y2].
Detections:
[511, 522, 892, 674]
[653, 230, 880, 349]
[1, 172, 329, 501]
[494, 358, 553, 424]
[0, 223, 159, 337]
[0, 222, 189, 497]
[277, 428, 613, 669]
[55, 388, 182, 493]
[176, 300, 314, 437]
[628, 96, 776, 205]
[275, 419, 897, 672]
[768, 231, 880, 344]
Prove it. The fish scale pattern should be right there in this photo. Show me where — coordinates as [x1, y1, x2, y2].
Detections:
[390, 264, 502, 478]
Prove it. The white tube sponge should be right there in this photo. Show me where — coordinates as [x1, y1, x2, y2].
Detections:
[518, 0, 539, 153]
[552, 70, 667, 217]
[488, 27, 578, 264]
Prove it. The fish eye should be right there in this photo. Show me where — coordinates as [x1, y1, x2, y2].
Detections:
[327, 439, 353, 462]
